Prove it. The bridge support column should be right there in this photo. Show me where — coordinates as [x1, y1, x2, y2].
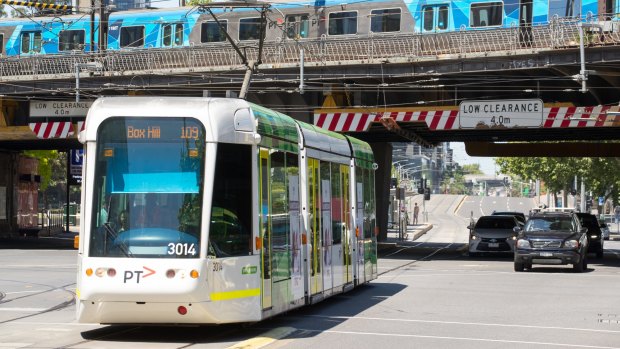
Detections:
[370, 142, 392, 242]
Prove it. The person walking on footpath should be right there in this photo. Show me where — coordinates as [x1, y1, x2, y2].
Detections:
[413, 202, 420, 225]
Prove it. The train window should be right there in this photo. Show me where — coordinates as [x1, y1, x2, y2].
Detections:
[328, 11, 357, 35]
[286, 14, 309, 39]
[59, 30, 85, 51]
[20, 32, 41, 54]
[162, 24, 183, 47]
[438, 6, 449, 30]
[120, 26, 145, 48]
[201, 21, 227, 43]
[0, 34, 3, 54]
[470, 2, 503, 27]
[370, 8, 401, 33]
[423, 7, 434, 31]
[239, 17, 261, 40]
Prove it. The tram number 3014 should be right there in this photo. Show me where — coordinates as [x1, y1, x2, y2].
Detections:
[490, 115, 511, 125]
[167, 243, 197, 256]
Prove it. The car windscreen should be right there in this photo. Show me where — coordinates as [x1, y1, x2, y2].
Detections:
[524, 216, 573, 232]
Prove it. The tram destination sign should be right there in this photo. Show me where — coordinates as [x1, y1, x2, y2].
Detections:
[458, 99, 543, 129]
[30, 100, 93, 118]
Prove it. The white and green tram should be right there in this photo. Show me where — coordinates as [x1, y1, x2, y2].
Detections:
[75, 97, 377, 324]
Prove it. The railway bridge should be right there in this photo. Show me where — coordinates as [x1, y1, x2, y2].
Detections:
[1, 20, 620, 239]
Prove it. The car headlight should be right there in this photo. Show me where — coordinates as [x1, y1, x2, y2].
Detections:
[564, 240, 579, 249]
[470, 234, 477, 240]
[516, 239, 530, 248]
[590, 235, 600, 240]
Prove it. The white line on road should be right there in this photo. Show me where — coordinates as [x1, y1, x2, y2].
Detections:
[294, 328, 620, 349]
[309, 315, 620, 334]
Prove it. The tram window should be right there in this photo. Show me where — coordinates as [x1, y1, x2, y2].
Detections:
[423, 7, 434, 31]
[59, 30, 85, 51]
[270, 151, 290, 281]
[20, 32, 41, 54]
[470, 2, 503, 27]
[120, 26, 145, 48]
[328, 11, 357, 35]
[201, 21, 227, 43]
[239, 17, 261, 40]
[209, 143, 252, 257]
[370, 8, 401, 33]
[286, 14, 309, 39]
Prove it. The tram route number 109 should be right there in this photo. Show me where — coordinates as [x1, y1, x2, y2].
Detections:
[180, 126, 200, 139]
[167, 243, 197, 256]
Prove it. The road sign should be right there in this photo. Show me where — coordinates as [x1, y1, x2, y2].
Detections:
[70, 149, 83, 184]
[30, 100, 93, 118]
[458, 99, 544, 129]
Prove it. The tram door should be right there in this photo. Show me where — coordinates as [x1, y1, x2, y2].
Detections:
[519, 0, 533, 46]
[355, 171, 366, 285]
[320, 162, 333, 295]
[341, 164, 352, 284]
[259, 149, 272, 310]
[308, 158, 323, 296]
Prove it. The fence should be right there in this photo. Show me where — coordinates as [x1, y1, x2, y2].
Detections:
[36, 207, 79, 235]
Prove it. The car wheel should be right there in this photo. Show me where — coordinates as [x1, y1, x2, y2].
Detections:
[514, 262, 524, 272]
[573, 257, 585, 273]
[525, 263, 532, 270]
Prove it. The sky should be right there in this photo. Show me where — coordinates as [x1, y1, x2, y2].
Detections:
[450, 142, 497, 176]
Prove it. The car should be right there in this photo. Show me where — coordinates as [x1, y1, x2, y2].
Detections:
[601, 222, 610, 240]
[514, 211, 588, 272]
[575, 212, 604, 258]
[468, 215, 520, 256]
[492, 211, 526, 226]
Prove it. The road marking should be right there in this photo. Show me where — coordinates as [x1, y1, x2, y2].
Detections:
[0, 308, 46, 312]
[294, 328, 620, 348]
[0, 343, 32, 348]
[226, 327, 296, 349]
[308, 315, 620, 334]
[36, 328, 72, 332]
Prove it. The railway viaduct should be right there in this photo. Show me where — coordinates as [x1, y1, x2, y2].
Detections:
[1, 21, 620, 239]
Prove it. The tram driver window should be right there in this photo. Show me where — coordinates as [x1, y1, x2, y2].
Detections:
[209, 143, 252, 257]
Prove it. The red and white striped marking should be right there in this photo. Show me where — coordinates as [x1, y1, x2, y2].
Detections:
[77, 121, 85, 133]
[29, 122, 74, 139]
[314, 106, 617, 132]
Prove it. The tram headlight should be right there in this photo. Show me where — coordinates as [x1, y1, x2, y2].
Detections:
[95, 268, 106, 277]
[107, 268, 116, 277]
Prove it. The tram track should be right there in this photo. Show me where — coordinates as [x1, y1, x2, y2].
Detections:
[0, 280, 76, 325]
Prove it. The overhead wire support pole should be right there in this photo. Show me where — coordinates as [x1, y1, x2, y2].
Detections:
[199, 2, 270, 99]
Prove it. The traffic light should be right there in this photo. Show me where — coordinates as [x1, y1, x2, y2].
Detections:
[424, 187, 431, 200]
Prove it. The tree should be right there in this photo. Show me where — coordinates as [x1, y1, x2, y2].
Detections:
[462, 163, 484, 175]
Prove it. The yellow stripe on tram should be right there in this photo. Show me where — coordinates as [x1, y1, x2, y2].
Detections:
[210, 288, 260, 301]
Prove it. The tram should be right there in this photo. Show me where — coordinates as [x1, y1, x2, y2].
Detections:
[75, 97, 377, 324]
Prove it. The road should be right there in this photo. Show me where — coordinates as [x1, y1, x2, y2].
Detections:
[1, 194, 620, 348]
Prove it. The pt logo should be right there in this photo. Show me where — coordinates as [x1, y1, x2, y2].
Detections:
[123, 266, 156, 283]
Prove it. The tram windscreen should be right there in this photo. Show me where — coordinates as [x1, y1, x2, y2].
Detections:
[89, 117, 205, 258]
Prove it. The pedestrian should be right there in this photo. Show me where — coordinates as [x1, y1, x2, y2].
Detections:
[413, 202, 419, 225]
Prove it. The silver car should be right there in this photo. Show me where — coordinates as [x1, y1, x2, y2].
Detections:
[468, 215, 521, 256]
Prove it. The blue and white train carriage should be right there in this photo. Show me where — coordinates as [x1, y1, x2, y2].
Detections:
[0, 0, 615, 57]
[75, 97, 377, 324]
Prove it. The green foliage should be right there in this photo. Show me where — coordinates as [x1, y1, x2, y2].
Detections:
[495, 156, 620, 203]
[462, 163, 484, 175]
[185, 0, 212, 5]
[21, 150, 58, 191]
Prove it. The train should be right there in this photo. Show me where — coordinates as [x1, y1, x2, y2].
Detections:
[75, 96, 378, 324]
[0, 0, 617, 57]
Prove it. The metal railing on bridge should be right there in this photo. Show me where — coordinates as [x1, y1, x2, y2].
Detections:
[1, 19, 618, 82]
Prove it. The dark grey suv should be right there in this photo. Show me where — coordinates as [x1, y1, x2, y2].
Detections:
[514, 211, 588, 272]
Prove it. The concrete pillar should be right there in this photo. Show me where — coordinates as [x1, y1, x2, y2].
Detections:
[370, 142, 392, 242]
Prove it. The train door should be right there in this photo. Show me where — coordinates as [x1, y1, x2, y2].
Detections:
[320, 161, 333, 295]
[20, 31, 41, 54]
[259, 148, 272, 310]
[162, 23, 184, 47]
[308, 158, 323, 297]
[519, 0, 533, 46]
[420, 5, 449, 33]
